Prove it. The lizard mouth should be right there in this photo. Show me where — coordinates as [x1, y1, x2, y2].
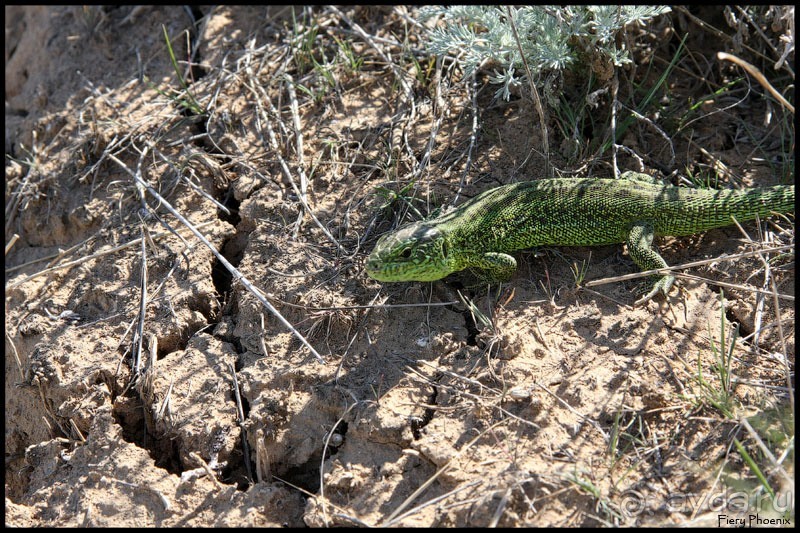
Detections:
[364, 257, 382, 277]
[365, 255, 397, 281]
[366, 260, 450, 282]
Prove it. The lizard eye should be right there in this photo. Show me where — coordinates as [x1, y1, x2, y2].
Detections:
[399, 248, 412, 259]
[441, 241, 448, 259]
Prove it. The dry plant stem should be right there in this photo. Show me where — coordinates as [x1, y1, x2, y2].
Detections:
[622, 104, 675, 169]
[532, 379, 608, 441]
[5, 153, 37, 232]
[187, 451, 223, 490]
[273, 475, 367, 525]
[678, 81, 752, 135]
[294, 504, 364, 529]
[5, 233, 20, 255]
[153, 150, 230, 215]
[45, 236, 98, 271]
[729, 378, 790, 393]
[156, 378, 174, 422]
[35, 383, 70, 438]
[405, 362, 540, 430]
[68, 420, 86, 443]
[131, 223, 148, 382]
[335, 291, 384, 379]
[318, 401, 359, 527]
[127, 145, 151, 385]
[743, 221, 768, 347]
[229, 362, 254, 482]
[506, 6, 551, 178]
[489, 487, 512, 527]
[108, 153, 327, 364]
[739, 416, 793, 486]
[265, 293, 460, 311]
[614, 144, 645, 172]
[583, 244, 793, 291]
[733, 5, 794, 78]
[381, 419, 510, 525]
[137, 335, 157, 423]
[770, 278, 794, 414]
[254, 428, 270, 483]
[5, 219, 217, 280]
[610, 72, 620, 177]
[717, 52, 795, 114]
[258, 313, 269, 359]
[327, 5, 413, 103]
[5, 331, 25, 381]
[383, 480, 483, 527]
[284, 74, 309, 238]
[452, 71, 479, 205]
[675, 273, 794, 301]
[245, 71, 345, 254]
[98, 475, 171, 511]
[328, 5, 417, 163]
[413, 61, 444, 185]
[674, 6, 775, 67]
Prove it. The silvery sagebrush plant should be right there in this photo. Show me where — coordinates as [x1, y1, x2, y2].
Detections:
[419, 5, 671, 102]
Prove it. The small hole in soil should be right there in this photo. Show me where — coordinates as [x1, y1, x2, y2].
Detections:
[463, 310, 479, 346]
[281, 454, 322, 494]
[411, 386, 437, 439]
[111, 394, 184, 476]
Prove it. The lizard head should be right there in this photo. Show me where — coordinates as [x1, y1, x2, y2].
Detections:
[365, 222, 453, 282]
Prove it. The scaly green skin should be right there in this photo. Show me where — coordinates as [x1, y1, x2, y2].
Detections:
[365, 172, 795, 303]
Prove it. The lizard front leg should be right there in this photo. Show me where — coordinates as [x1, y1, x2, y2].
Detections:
[469, 252, 518, 283]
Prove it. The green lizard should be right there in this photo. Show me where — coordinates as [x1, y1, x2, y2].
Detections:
[365, 172, 794, 304]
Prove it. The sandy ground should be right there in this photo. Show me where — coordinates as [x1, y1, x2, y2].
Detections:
[5, 6, 794, 527]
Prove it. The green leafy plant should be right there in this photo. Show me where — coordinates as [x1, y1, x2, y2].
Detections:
[420, 5, 671, 101]
[570, 252, 592, 288]
[693, 290, 740, 419]
[161, 25, 206, 116]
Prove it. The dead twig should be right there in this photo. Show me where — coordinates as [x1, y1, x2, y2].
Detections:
[584, 244, 794, 299]
[506, 6, 551, 178]
[717, 52, 794, 114]
[108, 152, 327, 364]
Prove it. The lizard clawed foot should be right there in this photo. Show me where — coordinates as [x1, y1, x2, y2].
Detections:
[634, 275, 676, 306]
